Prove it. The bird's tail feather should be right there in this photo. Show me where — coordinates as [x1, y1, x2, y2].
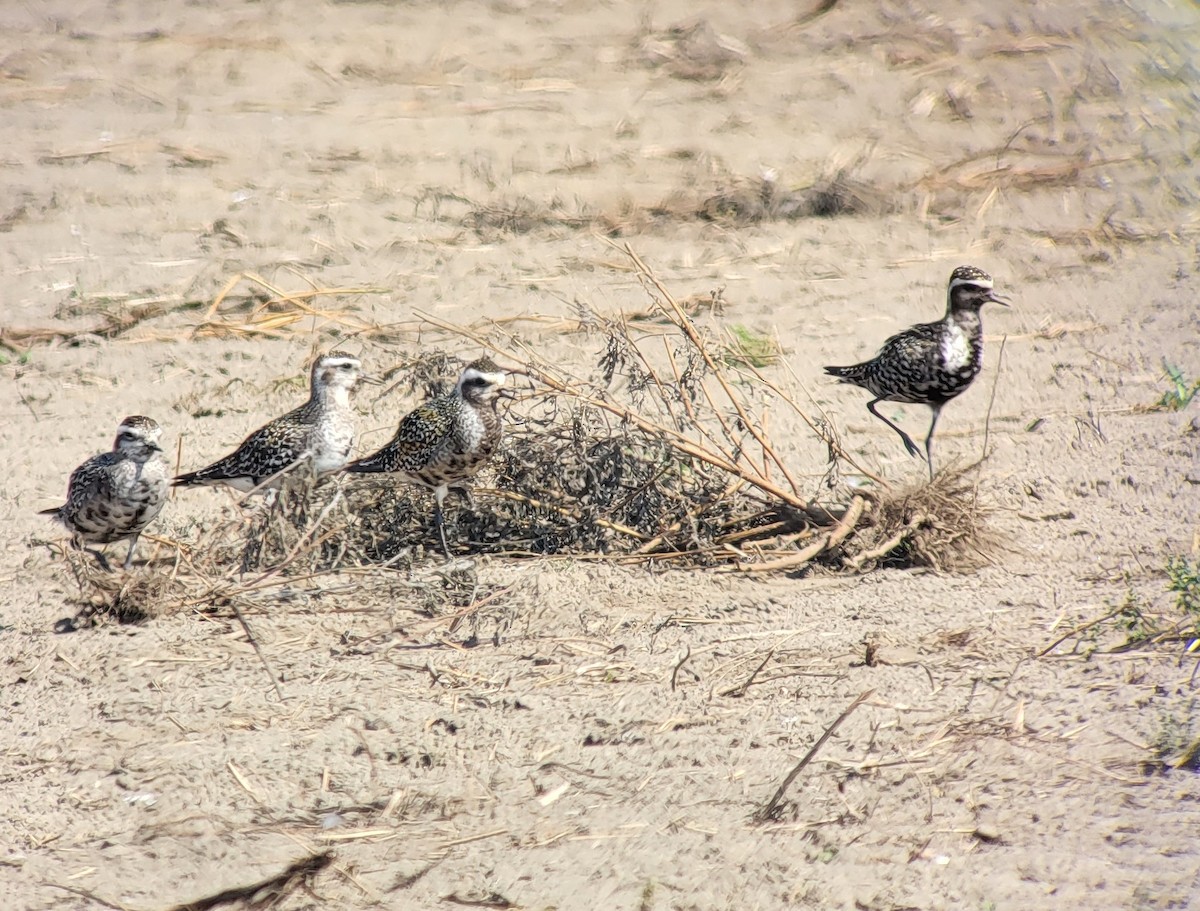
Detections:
[824, 364, 869, 383]
[343, 457, 384, 474]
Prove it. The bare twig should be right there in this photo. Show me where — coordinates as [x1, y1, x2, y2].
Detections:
[754, 689, 874, 823]
[844, 513, 927, 571]
[621, 243, 802, 496]
[42, 883, 133, 911]
[484, 488, 650, 541]
[980, 335, 1008, 466]
[165, 852, 333, 911]
[634, 477, 746, 555]
[671, 646, 693, 691]
[749, 359, 888, 488]
[718, 649, 774, 697]
[230, 601, 286, 702]
[1037, 607, 1126, 657]
[418, 309, 811, 510]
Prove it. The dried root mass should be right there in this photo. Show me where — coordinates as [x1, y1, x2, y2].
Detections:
[847, 466, 1000, 572]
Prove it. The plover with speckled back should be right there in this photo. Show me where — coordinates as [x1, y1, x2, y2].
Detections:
[174, 351, 371, 493]
[824, 266, 1009, 479]
[40, 416, 169, 571]
[344, 357, 510, 557]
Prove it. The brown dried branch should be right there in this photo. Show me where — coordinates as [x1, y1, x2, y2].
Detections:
[165, 852, 333, 911]
[754, 689, 874, 824]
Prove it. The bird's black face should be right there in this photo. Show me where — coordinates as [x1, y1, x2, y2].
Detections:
[947, 267, 1009, 313]
[949, 283, 1002, 311]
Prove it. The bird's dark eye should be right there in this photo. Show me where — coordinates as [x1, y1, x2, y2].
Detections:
[469, 377, 488, 386]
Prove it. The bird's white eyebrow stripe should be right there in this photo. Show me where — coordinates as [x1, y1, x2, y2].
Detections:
[949, 277, 993, 291]
[461, 369, 506, 384]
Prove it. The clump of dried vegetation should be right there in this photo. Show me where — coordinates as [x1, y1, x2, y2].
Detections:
[45, 245, 996, 633]
[390, 127, 1165, 242]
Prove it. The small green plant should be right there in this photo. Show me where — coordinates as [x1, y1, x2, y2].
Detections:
[1166, 555, 1200, 613]
[1115, 586, 1159, 646]
[816, 845, 839, 864]
[1150, 710, 1194, 760]
[723, 324, 781, 368]
[1154, 360, 1200, 411]
[1144, 703, 1199, 774]
[1092, 564, 1200, 654]
[1166, 556, 1200, 645]
[0, 347, 30, 367]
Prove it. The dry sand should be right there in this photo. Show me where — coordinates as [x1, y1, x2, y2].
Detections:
[3, 1, 1200, 909]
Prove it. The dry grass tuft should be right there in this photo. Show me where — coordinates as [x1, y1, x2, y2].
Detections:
[399, 138, 1169, 242]
[844, 465, 1000, 572]
[414, 187, 599, 239]
[55, 564, 178, 631]
[193, 271, 386, 339]
[466, 195, 597, 238]
[633, 18, 748, 82]
[699, 166, 893, 224]
[0, 270, 389, 353]
[416, 156, 896, 241]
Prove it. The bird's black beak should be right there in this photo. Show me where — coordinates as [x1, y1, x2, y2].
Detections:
[148, 442, 164, 453]
[497, 388, 517, 401]
[358, 373, 382, 386]
[986, 290, 1011, 308]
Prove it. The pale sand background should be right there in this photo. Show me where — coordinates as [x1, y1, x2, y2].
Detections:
[2, 1, 1200, 908]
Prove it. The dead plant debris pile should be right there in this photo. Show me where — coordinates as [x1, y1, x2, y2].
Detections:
[45, 248, 994, 630]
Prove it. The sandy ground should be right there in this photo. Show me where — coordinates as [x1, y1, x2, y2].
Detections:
[3, 0, 1200, 909]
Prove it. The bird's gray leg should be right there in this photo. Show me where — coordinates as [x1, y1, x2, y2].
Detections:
[122, 535, 139, 571]
[924, 404, 943, 482]
[433, 486, 452, 559]
[867, 398, 922, 459]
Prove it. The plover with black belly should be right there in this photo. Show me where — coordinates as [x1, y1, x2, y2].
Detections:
[824, 266, 1009, 479]
[345, 357, 509, 557]
[40, 415, 169, 571]
[174, 351, 370, 493]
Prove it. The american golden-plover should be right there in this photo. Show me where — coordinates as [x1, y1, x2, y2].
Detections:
[824, 266, 1009, 479]
[345, 357, 509, 557]
[174, 351, 370, 493]
[40, 415, 169, 571]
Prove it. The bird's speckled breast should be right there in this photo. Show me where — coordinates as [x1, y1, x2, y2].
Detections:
[413, 403, 501, 487]
[310, 409, 356, 475]
[70, 454, 169, 543]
